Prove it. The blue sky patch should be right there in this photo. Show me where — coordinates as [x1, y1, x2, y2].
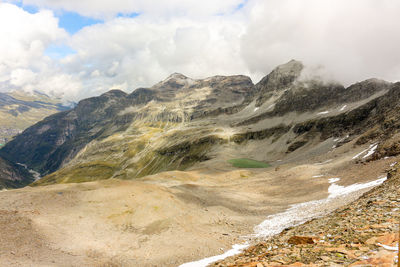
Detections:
[57, 11, 103, 34]
[235, 0, 248, 11]
[12, 1, 38, 14]
[116, 12, 141, 19]
[45, 44, 76, 59]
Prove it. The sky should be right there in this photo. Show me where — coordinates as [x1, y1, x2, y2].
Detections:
[1, 0, 400, 101]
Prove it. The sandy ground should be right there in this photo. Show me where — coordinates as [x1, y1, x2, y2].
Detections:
[0, 143, 396, 266]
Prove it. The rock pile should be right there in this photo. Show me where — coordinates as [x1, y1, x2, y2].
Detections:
[214, 164, 400, 266]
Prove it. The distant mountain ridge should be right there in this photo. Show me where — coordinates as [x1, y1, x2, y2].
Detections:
[0, 90, 73, 144]
[1, 60, 399, 188]
[0, 90, 74, 188]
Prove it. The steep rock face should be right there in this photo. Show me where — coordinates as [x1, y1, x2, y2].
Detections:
[0, 157, 33, 189]
[238, 74, 392, 126]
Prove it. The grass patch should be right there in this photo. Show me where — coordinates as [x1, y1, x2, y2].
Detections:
[228, 158, 270, 168]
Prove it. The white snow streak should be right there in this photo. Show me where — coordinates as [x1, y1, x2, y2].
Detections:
[328, 178, 340, 183]
[377, 243, 399, 251]
[328, 176, 386, 199]
[362, 144, 378, 159]
[352, 143, 378, 159]
[179, 243, 249, 267]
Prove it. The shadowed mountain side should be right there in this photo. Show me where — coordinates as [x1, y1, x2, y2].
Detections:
[0, 157, 33, 189]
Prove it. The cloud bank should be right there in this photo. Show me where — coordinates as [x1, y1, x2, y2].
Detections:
[2, 0, 400, 101]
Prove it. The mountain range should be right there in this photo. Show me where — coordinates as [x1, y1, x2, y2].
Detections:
[1, 60, 399, 189]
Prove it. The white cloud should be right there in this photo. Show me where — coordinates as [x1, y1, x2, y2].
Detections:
[10, 0, 244, 19]
[241, 0, 400, 85]
[2, 0, 400, 102]
[10, 68, 37, 87]
[60, 16, 248, 98]
[0, 3, 81, 100]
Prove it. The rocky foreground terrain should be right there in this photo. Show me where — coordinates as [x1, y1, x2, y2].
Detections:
[214, 163, 400, 267]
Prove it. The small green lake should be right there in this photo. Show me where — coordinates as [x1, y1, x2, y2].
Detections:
[228, 158, 270, 168]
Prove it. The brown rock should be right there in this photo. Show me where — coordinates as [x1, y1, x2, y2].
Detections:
[288, 263, 307, 266]
[348, 250, 396, 267]
[287, 236, 317, 245]
[325, 247, 357, 259]
[242, 262, 264, 267]
[366, 236, 378, 245]
[376, 233, 398, 246]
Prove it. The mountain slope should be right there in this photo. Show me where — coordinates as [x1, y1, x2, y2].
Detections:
[0, 60, 398, 188]
[0, 157, 33, 189]
[0, 74, 255, 183]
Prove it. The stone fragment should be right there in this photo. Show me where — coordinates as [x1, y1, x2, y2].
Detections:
[287, 236, 317, 245]
[376, 233, 398, 246]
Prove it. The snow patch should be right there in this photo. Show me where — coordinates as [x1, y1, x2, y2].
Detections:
[254, 107, 259, 112]
[312, 175, 324, 178]
[352, 143, 378, 159]
[328, 176, 386, 199]
[390, 162, 397, 167]
[377, 243, 399, 251]
[352, 148, 369, 159]
[340, 105, 347, 111]
[253, 176, 386, 239]
[266, 104, 275, 110]
[363, 144, 378, 159]
[179, 243, 249, 267]
[328, 178, 340, 183]
[317, 111, 329, 115]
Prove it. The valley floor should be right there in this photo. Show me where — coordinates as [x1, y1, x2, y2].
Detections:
[0, 147, 397, 266]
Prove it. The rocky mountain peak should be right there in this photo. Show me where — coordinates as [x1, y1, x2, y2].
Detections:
[100, 89, 127, 98]
[255, 60, 304, 106]
[153, 72, 192, 91]
[165, 72, 188, 80]
[273, 59, 303, 75]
